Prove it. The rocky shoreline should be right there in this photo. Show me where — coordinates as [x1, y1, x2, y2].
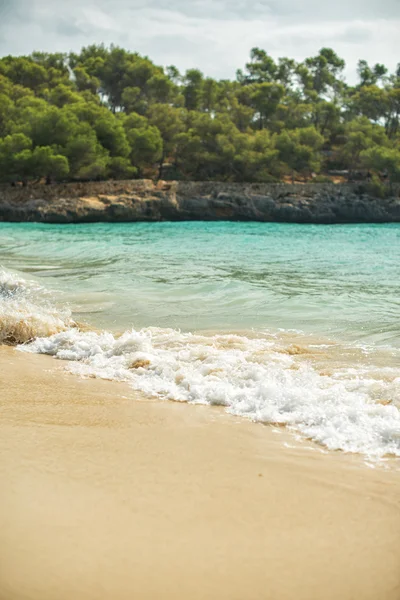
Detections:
[0, 180, 399, 224]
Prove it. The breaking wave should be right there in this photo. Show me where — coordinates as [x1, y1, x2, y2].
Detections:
[1, 269, 399, 460]
[0, 269, 71, 344]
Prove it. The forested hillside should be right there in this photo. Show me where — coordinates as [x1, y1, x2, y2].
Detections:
[0, 46, 399, 184]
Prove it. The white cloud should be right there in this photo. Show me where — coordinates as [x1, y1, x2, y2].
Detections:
[0, 0, 398, 82]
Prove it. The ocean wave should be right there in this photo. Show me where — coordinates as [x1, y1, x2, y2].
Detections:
[0, 269, 71, 344]
[21, 325, 400, 460]
[2, 268, 399, 460]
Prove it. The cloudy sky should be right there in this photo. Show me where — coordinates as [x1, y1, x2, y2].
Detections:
[0, 0, 398, 82]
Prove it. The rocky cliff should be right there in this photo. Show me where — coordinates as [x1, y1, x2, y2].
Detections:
[0, 180, 399, 224]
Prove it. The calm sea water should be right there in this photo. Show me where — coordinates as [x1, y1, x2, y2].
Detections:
[1, 221, 399, 459]
[0, 221, 399, 345]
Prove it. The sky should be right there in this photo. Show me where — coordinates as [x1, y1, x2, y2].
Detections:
[0, 0, 398, 82]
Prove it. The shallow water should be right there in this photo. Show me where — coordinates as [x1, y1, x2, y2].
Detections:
[1, 221, 399, 459]
[1, 221, 399, 344]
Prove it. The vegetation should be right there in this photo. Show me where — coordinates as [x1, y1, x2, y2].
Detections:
[0, 45, 399, 184]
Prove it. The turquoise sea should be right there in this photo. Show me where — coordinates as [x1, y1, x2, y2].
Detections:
[1, 221, 400, 459]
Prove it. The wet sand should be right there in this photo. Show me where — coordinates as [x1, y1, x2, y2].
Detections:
[0, 346, 399, 600]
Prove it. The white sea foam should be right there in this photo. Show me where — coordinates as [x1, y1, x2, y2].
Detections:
[0, 269, 71, 344]
[21, 326, 400, 459]
[3, 269, 399, 460]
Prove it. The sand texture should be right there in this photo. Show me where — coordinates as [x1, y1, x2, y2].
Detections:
[0, 346, 399, 600]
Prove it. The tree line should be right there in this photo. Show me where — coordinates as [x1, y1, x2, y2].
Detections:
[0, 45, 399, 185]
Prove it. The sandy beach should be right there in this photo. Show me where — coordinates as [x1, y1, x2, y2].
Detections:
[0, 345, 399, 600]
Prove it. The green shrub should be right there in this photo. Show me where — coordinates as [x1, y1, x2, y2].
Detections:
[365, 176, 387, 199]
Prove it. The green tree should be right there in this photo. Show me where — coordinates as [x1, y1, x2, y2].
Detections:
[64, 130, 109, 180]
[250, 83, 285, 130]
[275, 127, 324, 180]
[94, 117, 130, 158]
[122, 112, 162, 174]
[31, 146, 70, 181]
[351, 85, 388, 123]
[108, 156, 137, 180]
[234, 130, 280, 182]
[0, 56, 48, 92]
[49, 84, 82, 108]
[301, 48, 345, 98]
[0, 45, 397, 185]
[0, 92, 14, 137]
[0, 132, 32, 182]
[183, 69, 204, 111]
[357, 60, 388, 87]
[146, 104, 185, 178]
[237, 48, 277, 84]
[360, 146, 400, 181]
[339, 117, 389, 174]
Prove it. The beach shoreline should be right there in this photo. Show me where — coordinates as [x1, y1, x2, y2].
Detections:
[1, 346, 399, 600]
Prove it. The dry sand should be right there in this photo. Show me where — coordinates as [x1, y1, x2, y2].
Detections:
[0, 346, 399, 600]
